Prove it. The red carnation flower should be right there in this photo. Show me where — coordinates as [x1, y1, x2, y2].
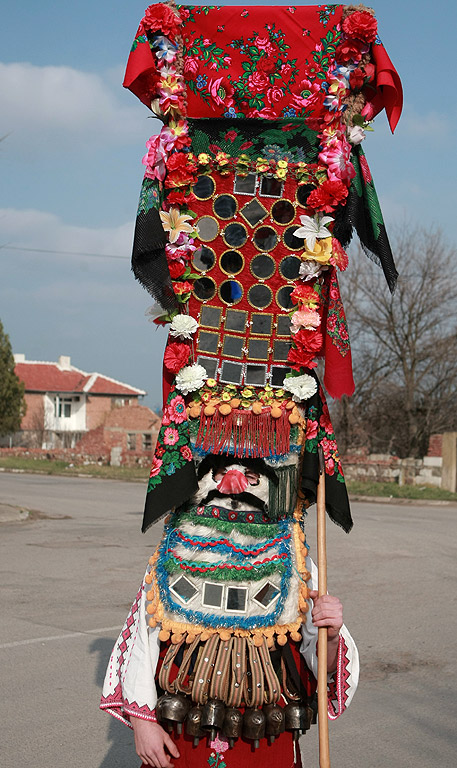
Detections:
[294, 329, 324, 354]
[287, 346, 318, 370]
[291, 284, 320, 305]
[172, 280, 193, 296]
[343, 11, 378, 44]
[166, 189, 195, 206]
[335, 39, 364, 64]
[163, 342, 190, 374]
[349, 67, 365, 90]
[168, 261, 186, 279]
[143, 4, 181, 39]
[307, 180, 348, 213]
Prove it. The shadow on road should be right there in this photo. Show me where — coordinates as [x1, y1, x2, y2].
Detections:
[90, 636, 140, 768]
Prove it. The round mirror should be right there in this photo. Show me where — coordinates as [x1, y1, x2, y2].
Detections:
[223, 222, 248, 248]
[276, 285, 295, 310]
[253, 226, 278, 252]
[250, 253, 275, 280]
[296, 184, 316, 207]
[193, 276, 217, 301]
[283, 226, 305, 250]
[197, 216, 219, 242]
[220, 250, 244, 275]
[279, 256, 301, 281]
[193, 175, 215, 200]
[271, 200, 295, 225]
[219, 280, 243, 305]
[213, 194, 237, 220]
[248, 284, 273, 309]
[192, 245, 216, 272]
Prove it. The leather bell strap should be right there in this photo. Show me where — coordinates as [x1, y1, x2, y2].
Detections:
[174, 635, 202, 695]
[229, 636, 247, 708]
[158, 639, 186, 693]
[191, 633, 221, 704]
[244, 639, 264, 708]
[258, 640, 282, 704]
[209, 636, 233, 701]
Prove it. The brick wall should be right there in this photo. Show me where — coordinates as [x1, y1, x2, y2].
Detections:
[85, 395, 115, 430]
[21, 393, 44, 430]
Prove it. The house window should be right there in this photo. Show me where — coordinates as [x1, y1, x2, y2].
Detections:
[127, 433, 136, 451]
[142, 433, 153, 450]
[55, 397, 72, 418]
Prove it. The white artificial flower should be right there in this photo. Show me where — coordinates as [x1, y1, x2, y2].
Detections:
[170, 315, 199, 340]
[293, 214, 334, 251]
[283, 374, 318, 403]
[348, 125, 366, 145]
[145, 304, 164, 322]
[299, 260, 325, 281]
[175, 363, 207, 395]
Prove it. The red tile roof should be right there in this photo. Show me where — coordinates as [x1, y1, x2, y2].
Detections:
[15, 361, 146, 396]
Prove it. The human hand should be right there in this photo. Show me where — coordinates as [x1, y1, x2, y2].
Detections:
[131, 717, 180, 768]
[308, 591, 343, 641]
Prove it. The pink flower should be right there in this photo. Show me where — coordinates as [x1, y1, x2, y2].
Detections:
[266, 86, 284, 105]
[180, 445, 193, 461]
[142, 128, 177, 181]
[167, 395, 187, 424]
[163, 427, 179, 446]
[184, 57, 199, 76]
[210, 736, 230, 754]
[256, 37, 275, 55]
[327, 314, 337, 332]
[291, 308, 321, 332]
[319, 137, 355, 183]
[306, 419, 318, 440]
[149, 456, 163, 477]
[247, 71, 269, 92]
[207, 77, 234, 107]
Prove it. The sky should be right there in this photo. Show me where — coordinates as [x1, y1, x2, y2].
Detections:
[0, 0, 453, 409]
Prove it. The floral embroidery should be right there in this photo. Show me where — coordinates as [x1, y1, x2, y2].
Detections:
[324, 269, 350, 357]
[147, 389, 193, 491]
[305, 394, 345, 482]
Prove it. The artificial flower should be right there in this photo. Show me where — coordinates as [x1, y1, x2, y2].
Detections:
[348, 125, 366, 145]
[160, 208, 195, 244]
[143, 4, 182, 38]
[283, 373, 318, 402]
[306, 180, 348, 213]
[169, 314, 199, 339]
[290, 283, 320, 308]
[168, 261, 186, 279]
[292, 214, 333, 250]
[303, 237, 333, 265]
[175, 363, 208, 395]
[172, 281, 193, 297]
[163, 342, 190, 374]
[299, 260, 326, 281]
[342, 10, 378, 43]
[290, 308, 321, 333]
[319, 136, 355, 183]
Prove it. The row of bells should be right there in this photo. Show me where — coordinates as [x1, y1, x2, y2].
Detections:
[156, 693, 315, 748]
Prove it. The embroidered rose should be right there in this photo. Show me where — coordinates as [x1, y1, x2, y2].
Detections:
[175, 363, 207, 395]
[163, 342, 190, 374]
[247, 71, 269, 92]
[283, 374, 318, 402]
[180, 445, 193, 461]
[169, 315, 198, 340]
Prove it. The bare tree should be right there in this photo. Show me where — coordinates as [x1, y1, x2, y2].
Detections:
[334, 224, 457, 458]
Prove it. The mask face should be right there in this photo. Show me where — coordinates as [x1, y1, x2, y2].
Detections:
[191, 461, 271, 512]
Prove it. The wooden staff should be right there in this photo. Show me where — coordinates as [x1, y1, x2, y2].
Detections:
[317, 444, 330, 768]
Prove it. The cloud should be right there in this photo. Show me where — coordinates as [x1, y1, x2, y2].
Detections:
[393, 107, 452, 140]
[0, 207, 134, 261]
[0, 61, 161, 149]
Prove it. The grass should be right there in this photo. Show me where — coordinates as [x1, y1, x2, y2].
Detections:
[347, 479, 457, 502]
[0, 456, 147, 481]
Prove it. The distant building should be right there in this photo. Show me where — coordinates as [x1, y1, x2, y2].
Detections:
[13, 354, 155, 451]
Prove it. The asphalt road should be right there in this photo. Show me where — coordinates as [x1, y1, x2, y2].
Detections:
[1, 473, 456, 768]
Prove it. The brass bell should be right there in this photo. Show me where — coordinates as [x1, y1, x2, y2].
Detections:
[222, 707, 243, 748]
[200, 698, 226, 741]
[186, 704, 204, 746]
[242, 708, 266, 749]
[284, 702, 313, 741]
[263, 703, 285, 744]
[155, 692, 191, 734]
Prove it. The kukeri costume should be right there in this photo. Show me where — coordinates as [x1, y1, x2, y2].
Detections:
[101, 4, 401, 766]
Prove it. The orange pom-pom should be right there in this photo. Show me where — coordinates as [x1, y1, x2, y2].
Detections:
[204, 404, 216, 416]
[270, 406, 282, 419]
[252, 401, 263, 415]
[230, 398, 241, 408]
[276, 633, 287, 646]
[219, 403, 232, 416]
[148, 618, 157, 628]
[252, 634, 264, 647]
[171, 633, 183, 644]
[291, 631, 301, 642]
[159, 629, 170, 642]
[145, 573, 153, 584]
[186, 633, 196, 644]
[219, 629, 231, 641]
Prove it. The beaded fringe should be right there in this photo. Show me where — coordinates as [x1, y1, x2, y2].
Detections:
[195, 409, 291, 458]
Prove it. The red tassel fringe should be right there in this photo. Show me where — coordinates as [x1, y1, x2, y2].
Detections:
[195, 409, 291, 457]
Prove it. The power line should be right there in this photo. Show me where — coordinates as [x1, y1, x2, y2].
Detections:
[0, 244, 130, 260]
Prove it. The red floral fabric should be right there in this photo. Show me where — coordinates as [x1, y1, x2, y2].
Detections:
[124, 3, 402, 131]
